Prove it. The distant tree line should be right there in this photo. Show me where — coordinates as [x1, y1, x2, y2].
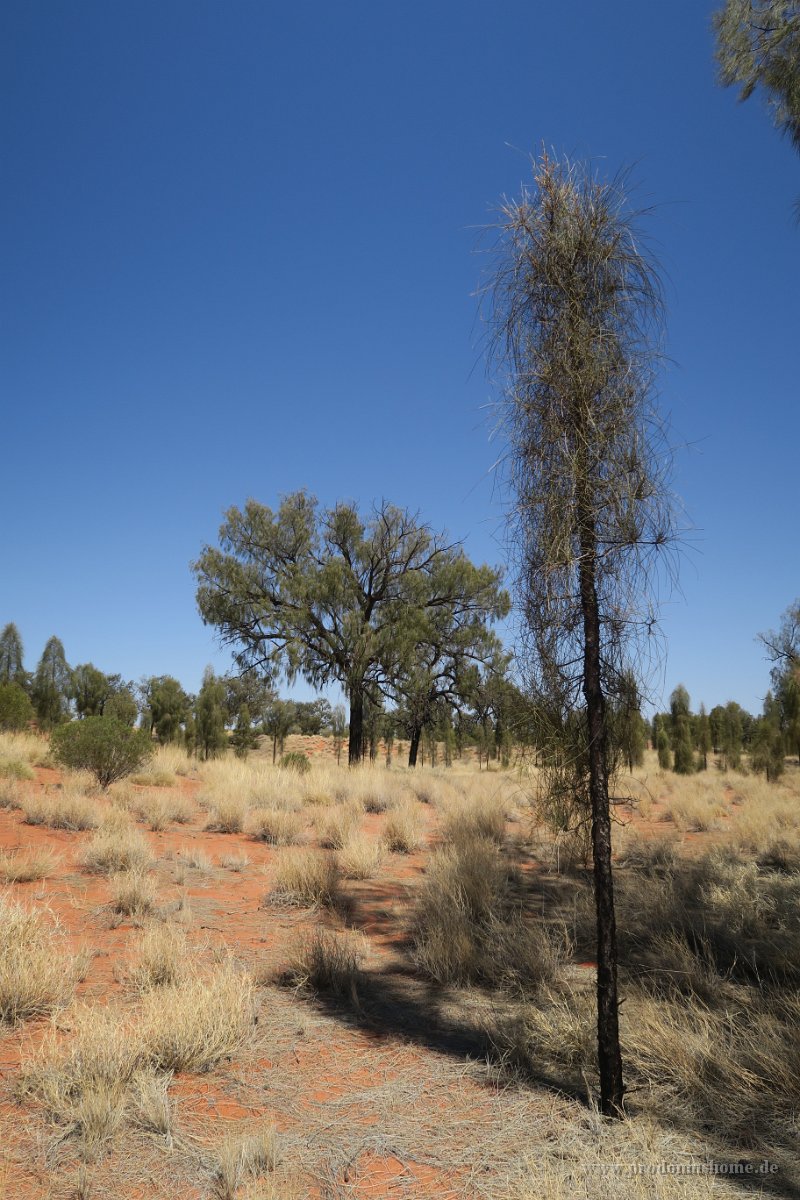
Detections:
[3, 596, 796, 778]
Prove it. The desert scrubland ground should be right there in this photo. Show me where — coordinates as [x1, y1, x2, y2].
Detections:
[1, 731, 799, 1199]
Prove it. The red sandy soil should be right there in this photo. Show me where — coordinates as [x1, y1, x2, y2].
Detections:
[0, 758, 740, 1199]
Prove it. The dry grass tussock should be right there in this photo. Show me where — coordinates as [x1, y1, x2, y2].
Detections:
[314, 801, 361, 848]
[219, 851, 250, 871]
[174, 846, 214, 872]
[128, 922, 189, 990]
[282, 926, 366, 1003]
[205, 795, 249, 834]
[441, 788, 508, 844]
[134, 790, 194, 830]
[139, 961, 256, 1072]
[211, 1128, 278, 1200]
[0, 757, 35, 781]
[199, 757, 303, 812]
[338, 831, 384, 879]
[109, 869, 158, 919]
[81, 821, 154, 874]
[129, 746, 189, 787]
[0, 778, 22, 809]
[21, 787, 101, 831]
[413, 834, 564, 990]
[268, 848, 341, 908]
[20, 962, 256, 1152]
[382, 801, 423, 852]
[332, 766, 407, 812]
[248, 806, 305, 845]
[0, 845, 59, 883]
[0, 897, 86, 1024]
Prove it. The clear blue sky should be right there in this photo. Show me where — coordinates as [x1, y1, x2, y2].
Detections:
[2, 0, 797, 715]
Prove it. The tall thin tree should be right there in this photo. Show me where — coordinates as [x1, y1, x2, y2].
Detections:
[485, 153, 678, 1117]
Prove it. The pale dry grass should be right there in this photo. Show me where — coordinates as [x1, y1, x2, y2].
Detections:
[212, 1128, 278, 1200]
[127, 1067, 177, 1142]
[0, 757, 34, 781]
[268, 848, 341, 909]
[338, 832, 384, 879]
[248, 807, 305, 845]
[21, 789, 101, 831]
[81, 823, 154, 874]
[109, 869, 158, 918]
[507, 1112, 749, 1199]
[130, 746, 187, 787]
[383, 801, 423, 852]
[0, 729, 49, 767]
[19, 1003, 141, 1152]
[205, 795, 249, 834]
[139, 962, 256, 1072]
[0, 778, 22, 809]
[0, 846, 59, 883]
[334, 767, 407, 812]
[135, 790, 194, 830]
[20, 963, 256, 1152]
[282, 927, 366, 1002]
[128, 923, 189, 990]
[175, 846, 214, 872]
[219, 851, 250, 871]
[314, 801, 361, 849]
[441, 788, 507, 844]
[0, 896, 84, 1024]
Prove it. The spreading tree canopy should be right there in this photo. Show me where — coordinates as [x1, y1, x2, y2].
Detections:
[193, 492, 507, 764]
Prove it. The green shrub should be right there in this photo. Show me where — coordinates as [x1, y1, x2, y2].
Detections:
[0, 683, 34, 732]
[279, 751, 311, 775]
[51, 717, 154, 789]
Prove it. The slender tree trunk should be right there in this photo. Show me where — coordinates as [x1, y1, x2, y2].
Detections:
[407, 727, 421, 767]
[578, 517, 624, 1119]
[348, 688, 364, 766]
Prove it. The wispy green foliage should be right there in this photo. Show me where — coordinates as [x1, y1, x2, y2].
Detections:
[0, 624, 26, 686]
[714, 1, 800, 150]
[32, 636, 72, 729]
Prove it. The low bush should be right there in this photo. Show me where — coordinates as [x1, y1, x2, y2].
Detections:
[279, 751, 311, 775]
[0, 682, 34, 732]
[51, 717, 154, 789]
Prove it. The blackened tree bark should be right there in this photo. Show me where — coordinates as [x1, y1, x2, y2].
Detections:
[578, 509, 624, 1117]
